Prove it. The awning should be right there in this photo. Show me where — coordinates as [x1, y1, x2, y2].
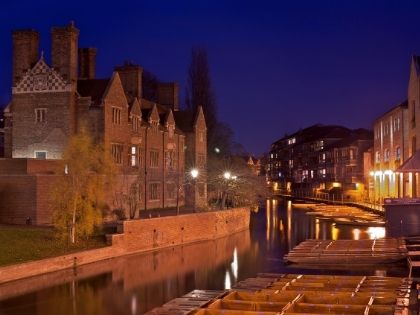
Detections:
[396, 150, 420, 173]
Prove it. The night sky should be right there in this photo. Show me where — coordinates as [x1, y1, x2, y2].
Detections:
[2, 1, 420, 155]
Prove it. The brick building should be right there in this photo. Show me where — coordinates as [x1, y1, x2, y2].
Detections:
[0, 22, 207, 224]
[267, 124, 372, 200]
[371, 101, 408, 200]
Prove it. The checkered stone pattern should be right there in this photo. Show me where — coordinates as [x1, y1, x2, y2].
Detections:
[14, 58, 69, 94]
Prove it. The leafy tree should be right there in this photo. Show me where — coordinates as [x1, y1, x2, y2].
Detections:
[51, 128, 114, 243]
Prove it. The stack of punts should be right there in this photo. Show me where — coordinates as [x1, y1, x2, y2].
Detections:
[147, 274, 415, 315]
[304, 205, 385, 226]
[284, 239, 407, 265]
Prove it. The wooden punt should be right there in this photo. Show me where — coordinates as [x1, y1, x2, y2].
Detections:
[284, 239, 407, 265]
[148, 274, 413, 315]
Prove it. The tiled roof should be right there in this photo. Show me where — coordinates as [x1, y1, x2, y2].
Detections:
[323, 129, 372, 150]
[173, 110, 194, 133]
[77, 79, 110, 106]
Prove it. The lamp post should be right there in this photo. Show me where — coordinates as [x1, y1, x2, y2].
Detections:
[191, 168, 199, 212]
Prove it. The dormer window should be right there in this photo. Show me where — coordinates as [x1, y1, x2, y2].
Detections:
[131, 115, 141, 132]
[112, 107, 121, 125]
[169, 125, 175, 139]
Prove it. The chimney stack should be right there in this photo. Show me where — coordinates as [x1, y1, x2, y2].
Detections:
[115, 62, 143, 101]
[51, 21, 79, 83]
[157, 82, 179, 111]
[12, 29, 39, 86]
[78, 47, 97, 79]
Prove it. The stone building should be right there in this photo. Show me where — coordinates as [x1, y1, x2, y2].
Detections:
[0, 22, 207, 224]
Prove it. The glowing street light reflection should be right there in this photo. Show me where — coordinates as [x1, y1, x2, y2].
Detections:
[367, 227, 385, 239]
[231, 247, 238, 280]
[224, 271, 231, 289]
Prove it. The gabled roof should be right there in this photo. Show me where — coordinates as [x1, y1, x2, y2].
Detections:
[77, 79, 110, 106]
[397, 150, 420, 173]
[374, 100, 408, 123]
[13, 57, 71, 94]
[147, 104, 160, 122]
[273, 124, 351, 146]
[173, 110, 194, 132]
[323, 129, 372, 150]
[129, 98, 141, 117]
[412, 55, 420, 76]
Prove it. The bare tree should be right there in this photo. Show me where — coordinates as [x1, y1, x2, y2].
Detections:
[207, 156, 269, 210]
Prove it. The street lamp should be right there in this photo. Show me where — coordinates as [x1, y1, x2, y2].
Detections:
[190, 168, 199, 212]
[224, 171, 231, 180]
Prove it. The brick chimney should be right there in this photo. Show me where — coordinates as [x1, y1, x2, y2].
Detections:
[51, 21, 79, 84]
[157, 82, 179, 111]
[115, 62, 143, 100]
[12, 29, 39, 86]
[78, 47, 97, 79]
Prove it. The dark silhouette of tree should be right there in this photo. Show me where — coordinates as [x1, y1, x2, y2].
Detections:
[185, 47, 218, 153]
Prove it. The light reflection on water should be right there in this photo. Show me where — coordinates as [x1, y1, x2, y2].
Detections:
[0, 198, 405, 315]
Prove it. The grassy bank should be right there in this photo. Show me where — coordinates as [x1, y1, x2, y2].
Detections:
[0, 225, 107, 267]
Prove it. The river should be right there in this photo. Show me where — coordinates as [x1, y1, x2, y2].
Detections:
[0, 198, 407, 315]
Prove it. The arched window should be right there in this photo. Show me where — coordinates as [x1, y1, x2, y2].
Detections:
[375, 151, 381, 163]
[395, 147, 401, 160]
[384, 149, 390, 162]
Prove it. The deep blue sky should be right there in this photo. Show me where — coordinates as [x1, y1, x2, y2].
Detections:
[1, 1, 420, 155]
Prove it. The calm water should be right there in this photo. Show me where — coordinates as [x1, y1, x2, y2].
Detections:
[0, 199, 407, 315]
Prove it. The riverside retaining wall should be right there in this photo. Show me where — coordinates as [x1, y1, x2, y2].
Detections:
[0, 207, 250, 284]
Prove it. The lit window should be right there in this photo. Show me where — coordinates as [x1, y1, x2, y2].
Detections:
[289, 160, 293, 168]
[35, 108, 46, 123]
[130, 146, 137, 167]
[349, 149, 354, 160]
[287, 138, 296, 145]
[35, 151, 47, 159]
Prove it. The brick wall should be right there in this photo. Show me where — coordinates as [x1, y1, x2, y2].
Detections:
[12, 92, 75, 159]
[0, 208, 250, 284]
[112, 207, 250, 252]
[0, 229, 251, 300]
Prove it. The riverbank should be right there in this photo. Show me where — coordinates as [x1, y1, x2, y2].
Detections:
[0, 225, 107, 266]
[0, 207, 250, 284]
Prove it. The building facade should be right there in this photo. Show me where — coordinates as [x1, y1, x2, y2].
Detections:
[371, 101, 408, 201]
[0, 22, 207, 224]
[268, 124, 372, 200]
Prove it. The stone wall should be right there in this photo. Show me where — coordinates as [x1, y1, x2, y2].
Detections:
[0, 207, 250, 284]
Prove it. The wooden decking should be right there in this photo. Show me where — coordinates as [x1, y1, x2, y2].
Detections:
[146, 274, 415, 315]
[284, 239, 407, 265]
